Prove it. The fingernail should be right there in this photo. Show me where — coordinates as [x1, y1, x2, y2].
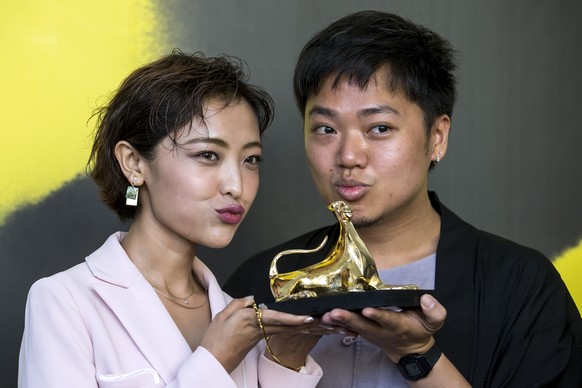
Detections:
[300, 329, 311, 334]
[304, 316, 314, 323]
[319, 324, 335, 330]
[243, 295, 255, 307]
[259, 303, 268, 309]
[421, 294, 435, 309]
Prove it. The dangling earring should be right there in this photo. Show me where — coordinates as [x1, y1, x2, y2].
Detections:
[125, 177, 139, 206]
[435, 151, 441, 164]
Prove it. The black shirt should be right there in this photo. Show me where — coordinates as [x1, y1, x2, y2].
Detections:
[225, 192, 582, 387]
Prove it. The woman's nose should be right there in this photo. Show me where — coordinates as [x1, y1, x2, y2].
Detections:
[220, 165, 243, 198]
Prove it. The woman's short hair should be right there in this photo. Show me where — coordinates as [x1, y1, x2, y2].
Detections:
[87, 50, 274, 221]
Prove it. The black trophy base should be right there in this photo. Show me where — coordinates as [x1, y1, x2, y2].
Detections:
[264, 289, 431, 316]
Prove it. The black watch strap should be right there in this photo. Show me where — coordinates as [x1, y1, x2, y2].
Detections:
[396, 343, 442, 381]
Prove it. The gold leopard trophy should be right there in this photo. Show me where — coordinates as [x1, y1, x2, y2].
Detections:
[270, 201, 418, 301]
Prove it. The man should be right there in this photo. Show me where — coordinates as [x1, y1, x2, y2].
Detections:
[224, 10, 581, 387]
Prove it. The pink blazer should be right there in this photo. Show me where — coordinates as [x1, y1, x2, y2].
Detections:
[19, 232, 322, 387]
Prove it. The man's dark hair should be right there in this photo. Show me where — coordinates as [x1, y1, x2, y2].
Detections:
[293, 10, 457, 133]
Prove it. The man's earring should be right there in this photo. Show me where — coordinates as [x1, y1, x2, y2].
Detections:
[125, 177, 139, 206]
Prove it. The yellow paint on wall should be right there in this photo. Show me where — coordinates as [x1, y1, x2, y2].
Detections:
[554, 239, 582, 312]
[0, 0, 165, 224]
[1, 2, 581, 314]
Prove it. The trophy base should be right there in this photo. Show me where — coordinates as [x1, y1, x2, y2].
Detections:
[264, 289, 430, 315]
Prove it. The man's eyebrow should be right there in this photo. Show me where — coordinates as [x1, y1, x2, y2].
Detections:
[307, 105, 336, 118]
[359, 105, 400, 117]
[307, 105, 400, 118]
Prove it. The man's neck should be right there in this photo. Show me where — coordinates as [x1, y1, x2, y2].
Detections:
[357, 198, 441, 270]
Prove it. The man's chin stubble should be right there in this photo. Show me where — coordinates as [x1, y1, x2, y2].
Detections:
[353, 216, 383, 229]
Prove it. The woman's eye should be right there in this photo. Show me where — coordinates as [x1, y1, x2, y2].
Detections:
[313, 125, 336, 135]
[245, 155, 263, 165]
[197, 151, 218, 161]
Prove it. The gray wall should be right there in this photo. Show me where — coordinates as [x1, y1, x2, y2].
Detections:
[165, 0, 582, 277]
[2, 1, 581, 386]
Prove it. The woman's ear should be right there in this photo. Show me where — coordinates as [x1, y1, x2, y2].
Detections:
[114, 141, 144, 185]
[431, 114, 450, 163]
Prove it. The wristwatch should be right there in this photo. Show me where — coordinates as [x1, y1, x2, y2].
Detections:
[396, 343, 442, 381]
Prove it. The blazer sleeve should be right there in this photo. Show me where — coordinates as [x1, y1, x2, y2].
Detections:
[19, 277, 98, 388]
[170, 347, 238, 388]
[258, 353, 323, 388]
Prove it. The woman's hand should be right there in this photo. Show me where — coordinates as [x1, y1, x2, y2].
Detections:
[261, 308, 354, 372]
[200, 297, 318, 373]
[262, 324, 330, 371]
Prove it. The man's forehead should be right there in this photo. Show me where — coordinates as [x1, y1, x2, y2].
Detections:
[308, 70, 405, 103]
[315, 67, 401, 96]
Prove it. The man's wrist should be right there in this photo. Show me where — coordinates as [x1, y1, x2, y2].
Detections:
[396, 342, 442, 381]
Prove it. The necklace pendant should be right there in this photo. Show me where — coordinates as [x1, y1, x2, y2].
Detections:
[184, 299, 189, 304]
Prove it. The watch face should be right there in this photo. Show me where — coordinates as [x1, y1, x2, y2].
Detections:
[403, 362, 423, 378]
[398, 344, 442, 381]
[398, 354, 431, 380]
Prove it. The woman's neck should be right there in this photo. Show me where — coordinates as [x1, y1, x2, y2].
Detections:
[121, 220, 199, 294]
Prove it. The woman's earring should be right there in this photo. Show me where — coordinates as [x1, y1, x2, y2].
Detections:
[436, 151, 441, 164]
[125, 177, 139, 206]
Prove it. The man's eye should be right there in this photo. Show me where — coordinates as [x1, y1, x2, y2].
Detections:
[370, 125, 391, 134]
[314, 125, 335, 134]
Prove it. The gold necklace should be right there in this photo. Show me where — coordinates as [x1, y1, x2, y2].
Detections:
[152, 286, 208, 310]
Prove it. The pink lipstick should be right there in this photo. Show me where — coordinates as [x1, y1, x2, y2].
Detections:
[216, 205, 245, 225]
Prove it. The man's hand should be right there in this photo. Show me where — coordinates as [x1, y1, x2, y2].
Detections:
[320, 294, 446, 362]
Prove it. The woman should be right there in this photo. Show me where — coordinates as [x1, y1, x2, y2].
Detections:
[18, 51, 323, 387]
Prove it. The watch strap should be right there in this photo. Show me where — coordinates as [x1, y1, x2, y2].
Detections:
[396, 343, 442, 381]
[422, 342, 442, 367]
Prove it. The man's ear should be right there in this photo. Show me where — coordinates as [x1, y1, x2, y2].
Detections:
[114, 141, 144, 185]
[431, 114, 450, 163]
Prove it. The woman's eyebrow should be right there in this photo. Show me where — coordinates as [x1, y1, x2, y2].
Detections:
[184, 137, 262, 150]
[184, 137, 229, 148]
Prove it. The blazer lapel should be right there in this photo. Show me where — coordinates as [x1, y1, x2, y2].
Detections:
[86, 233, 192, 384]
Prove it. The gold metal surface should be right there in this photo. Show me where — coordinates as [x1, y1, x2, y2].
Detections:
[270, 201, 418, 301]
